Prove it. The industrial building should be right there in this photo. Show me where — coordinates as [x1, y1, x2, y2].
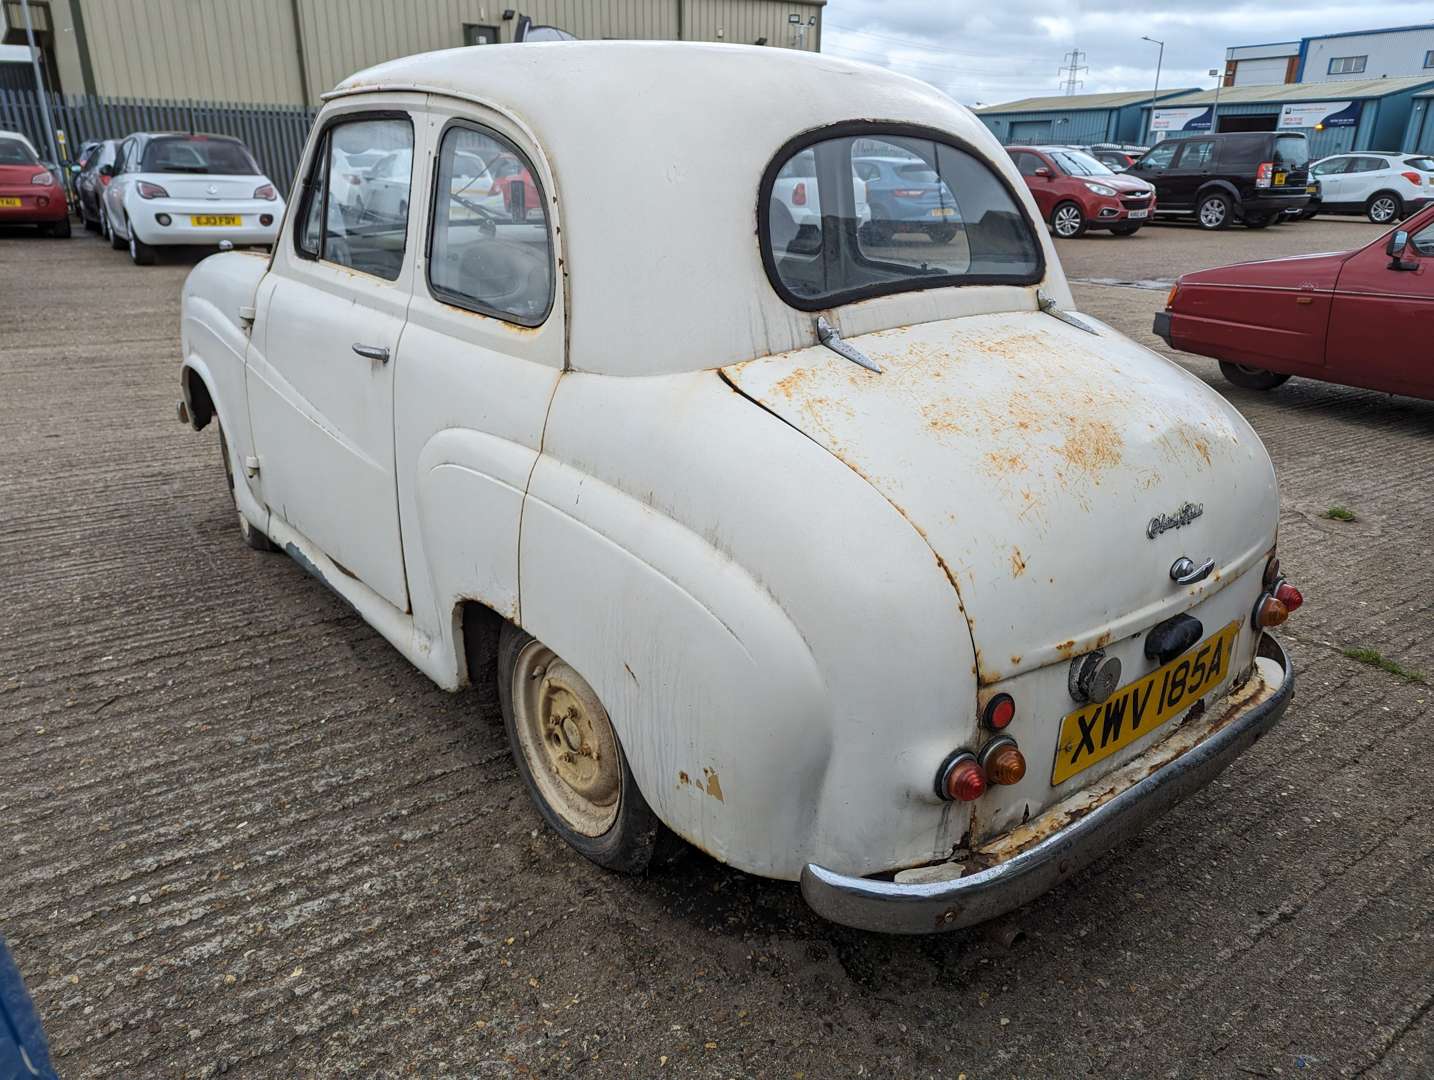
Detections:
[974, 88, 1195, 147]
[1223, 22, 1434, 87]
[1402, 88, 1434, 153]
[1141, 75, 1434, 158]
[1, 0, 824, 105]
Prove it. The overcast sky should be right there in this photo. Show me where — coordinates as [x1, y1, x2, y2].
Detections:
[821, 1, 1429, 107]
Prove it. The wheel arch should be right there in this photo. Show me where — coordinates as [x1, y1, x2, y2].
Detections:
[1195, 179, 1241, 205]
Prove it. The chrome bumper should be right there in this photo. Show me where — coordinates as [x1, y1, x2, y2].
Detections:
[801, 635, 1294, 934]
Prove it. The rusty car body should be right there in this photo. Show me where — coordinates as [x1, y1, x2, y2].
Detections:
[177, 42, 1296, 933]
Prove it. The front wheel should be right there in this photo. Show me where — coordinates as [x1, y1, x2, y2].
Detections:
[1197, 193, 1231, 230]
[1366, 193, 1402, 224]
[499, 624, 661, 874]
[217, 421, 279, 552]
[1050, 201, 1087, 239]
[1219, 361, 1291, 391]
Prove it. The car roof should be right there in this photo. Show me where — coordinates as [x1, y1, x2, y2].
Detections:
[328, 42, 1060, 377]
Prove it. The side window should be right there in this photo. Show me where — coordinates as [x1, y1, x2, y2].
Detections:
[428, 124, 554, 325]
[1012, 152, 1045, 176]
[1175, 141, 1215, 169]
[1313, 158, 1346, 177]
[114, 139, 130, 173]
[1138, 142, 1177, 170]
[296, 116, 413, 280]
[1411, 219, 1434, 256]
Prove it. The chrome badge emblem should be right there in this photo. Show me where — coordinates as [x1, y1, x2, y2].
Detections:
[1147, 501, 1204, 539]
[206, 184, 218, 196]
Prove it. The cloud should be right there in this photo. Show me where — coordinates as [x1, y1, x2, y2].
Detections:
[821, 0, 1430, 105]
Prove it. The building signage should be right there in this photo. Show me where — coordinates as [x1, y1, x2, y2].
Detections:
[1150, 107, 1213, 140]
[1278, 101, 1361, 129]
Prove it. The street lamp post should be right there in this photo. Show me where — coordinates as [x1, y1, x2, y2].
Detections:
[1142, 36, 1165, 144]
[1209, 68, 1223, 134]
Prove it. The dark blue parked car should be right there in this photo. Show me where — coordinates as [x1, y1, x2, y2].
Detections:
[853, 155, 961, 242]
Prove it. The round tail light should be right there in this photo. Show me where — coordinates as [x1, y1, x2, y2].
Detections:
[260, 213, 273, 226]
[155, 213, 172, 226]
[982, 693, 1015, 730]
[937, 754, 986, 802]
[979, 737, 1027, 786]
[1254, 595, 1289, 628]
[1274, 581, 1302, 612]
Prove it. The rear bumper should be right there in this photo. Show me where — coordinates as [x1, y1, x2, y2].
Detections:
[0, 195, 68, 223]
[1153, 310, 1172, 346]
[800, 634, 1293, 934]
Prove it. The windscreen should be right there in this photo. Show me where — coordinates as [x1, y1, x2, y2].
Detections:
[765, 132, 1041, 307]
[1048, 149, 1114, 176]
[1273, 136, 1310, 169]
[0, 138, 38, 166]
[141, 136, 261, 175]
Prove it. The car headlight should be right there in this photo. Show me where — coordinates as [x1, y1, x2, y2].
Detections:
[1084, 182, 1118, 197]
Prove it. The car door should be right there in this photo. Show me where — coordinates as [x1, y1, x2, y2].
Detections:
[1010, 150, 1057, 217]
[1127, 140, 1178, 209]
[245, 104, 427, 613]
[1164, 139, 1216, 211]
[1311, 157, 1351, 207]
[104, 136, 135, 230]
[1324, 210, 1434, 397]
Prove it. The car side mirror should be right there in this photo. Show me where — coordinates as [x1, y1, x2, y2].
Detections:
[1033, 167, 1052, 178]
[69, 163, 81, 174]
[1387, 229, 1420, 271]
[99, 164, 113, 178]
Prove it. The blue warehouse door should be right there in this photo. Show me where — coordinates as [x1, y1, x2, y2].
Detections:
[1010, 120, 1053, 143]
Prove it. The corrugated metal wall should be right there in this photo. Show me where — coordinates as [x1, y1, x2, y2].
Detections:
[1404, 98, 1434, 153]
[52, 0, 822, 106]
[979, 109, 1117, 147]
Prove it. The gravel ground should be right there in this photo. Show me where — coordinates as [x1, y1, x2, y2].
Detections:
[1, 216, 1431, 1079]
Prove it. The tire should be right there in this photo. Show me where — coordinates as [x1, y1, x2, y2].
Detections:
[866, 211, 895, 244]
[1242, 212, 1273, 230]
[1366, 192, 1402, 225]
[1050, 201, 1087, 239]
[1109, 223, 1141, 236]
[50, 216, 71, 239]
[127, 221, 156, 265]
[1196, 193, 1231, 230]
[1218, 361, 1291, 391]
[498, 623, 661, 875]
[1298, 208, 1318, 221]
[929, 224, 959, 243]
[106, 209, 125, 250]
[217, 421, 279, 552]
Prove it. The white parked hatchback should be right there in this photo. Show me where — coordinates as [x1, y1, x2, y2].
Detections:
[1308, 151, 1434, 223]
[177, 43, 1300, 933]
[101, 132, 284, 264]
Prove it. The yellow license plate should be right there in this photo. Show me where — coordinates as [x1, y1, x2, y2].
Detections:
[929, 207, 956, 217]
[1051, 619, 1241, 785]
[0, 197, 21, 207]
[1273, 173, 1286, 186]
[191, 214, 241, 227]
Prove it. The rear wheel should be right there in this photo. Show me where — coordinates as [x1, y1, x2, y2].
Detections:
[1366, 192, 1402, 224]
[1219, 361, 1291, 391]
[1051, 201, 1087, 238]
[217, 420, 279, 552]
[1242, 212, 1273, 229]
[929, 224, 959, 243]
[49, 216, 71, 238]
[498, 624, 661, 874]
[1197, 193, 1231, 230]
[127, 221, 155, 265]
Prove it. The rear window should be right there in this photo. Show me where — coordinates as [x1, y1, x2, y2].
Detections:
[762, 129, 1042, 309]
[1218, 135, 1267, 167]
[1273, 136, 1309, 169]
[141, 136, 260, 175]
[0, 138, 37, 166]
[1405, 157, 1434, 172]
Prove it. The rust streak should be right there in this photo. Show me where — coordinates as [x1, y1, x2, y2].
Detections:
[702, 767, 725, 803]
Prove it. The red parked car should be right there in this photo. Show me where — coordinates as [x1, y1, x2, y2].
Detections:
[1154, 203, 1434, 400]
[0, 134, 70, 237]
[1007, 145, 1157, 238]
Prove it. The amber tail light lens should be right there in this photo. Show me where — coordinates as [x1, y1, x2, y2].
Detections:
[980, 738, 1027, 786]
[1254, 595, 1289, 628]
[937, 753, 986, 802]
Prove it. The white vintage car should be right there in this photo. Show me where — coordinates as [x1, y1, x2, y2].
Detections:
[178, 43, 1299, 933]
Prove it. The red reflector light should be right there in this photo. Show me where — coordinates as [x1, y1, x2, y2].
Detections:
[1255, 162, 1273, 188]
[1274, 581, 1302, 612]
[893, 188, 925, 197]
[983, 693, 1015, 730]
[100, 174, 111, 186]
[792, 181, 806, 206]
[1255, 595, 1289, 629]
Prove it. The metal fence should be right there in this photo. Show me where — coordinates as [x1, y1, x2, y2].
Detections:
[0, 88, 316, 192]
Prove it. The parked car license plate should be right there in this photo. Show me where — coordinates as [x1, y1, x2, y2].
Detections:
[1127, 209, 1149, 219]
[0, 197, 21, 207]
[929, 207, 956, 217]
[1051, 619, 1241, 785]
[191, 214, 242, 227]
[1273, 173, 1286, 186]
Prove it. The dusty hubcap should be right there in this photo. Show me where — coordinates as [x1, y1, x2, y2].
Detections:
[512, 641, 620, 837]
[1054, 208, 1080, 235]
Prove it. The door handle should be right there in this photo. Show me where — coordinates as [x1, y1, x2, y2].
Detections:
[352, 343, 390, 364]
[1170, 556, 1215, 586]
